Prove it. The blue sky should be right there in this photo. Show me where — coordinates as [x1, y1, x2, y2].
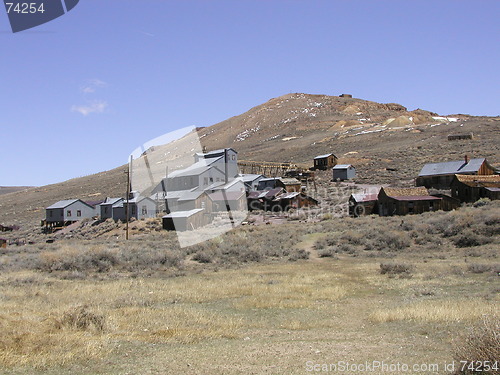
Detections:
[1, 0, 499, 186]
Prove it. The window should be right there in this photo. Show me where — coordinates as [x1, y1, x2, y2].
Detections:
[408, 202, 414, 214]
[49, 211, 53, 217]
[204, 177, 208, 185]
[132, 206, 136, 214]
[77, 210, 82, 217]
[141, 205, 147, 215]
[429, 201, 434, 211]
[67, 210, 72, 217]
[104, 207, 108, 214]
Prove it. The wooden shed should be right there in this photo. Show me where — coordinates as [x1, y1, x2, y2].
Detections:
[450, 174, 500, 203]
[279, 178, 302, 192]
[349, 191, 379, 217]
[332, 164, 356, 181]
[162, 209, 208, 231]
[378, 187, 442, 216]
[313, 153, 338, 171]
[0, 238, 7, 248]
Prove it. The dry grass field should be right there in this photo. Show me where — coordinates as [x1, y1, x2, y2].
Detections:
[0, 201, 498, 375]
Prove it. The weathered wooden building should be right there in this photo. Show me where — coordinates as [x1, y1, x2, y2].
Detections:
[275, 192, 319, 211]
[112, 193, 157, 221]
[0, 238, 7, 248]
[416, 157, 496, 189]
[332, 164, 356, 181]
[349, 191, 379, 217]
[279, 178, 302, 192]
[378, 187, 442, 216]
[450, 174, 500, 203]
[313, 153, 338, 170]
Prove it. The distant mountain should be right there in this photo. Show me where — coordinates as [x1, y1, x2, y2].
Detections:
[1, 93, 498, 228]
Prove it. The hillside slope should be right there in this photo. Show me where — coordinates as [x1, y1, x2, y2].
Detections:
[1, 93, 499, 228]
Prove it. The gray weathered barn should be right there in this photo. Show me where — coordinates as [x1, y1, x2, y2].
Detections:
[416, 157, 496, 189]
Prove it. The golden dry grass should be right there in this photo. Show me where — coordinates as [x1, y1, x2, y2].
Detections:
[369, 300, 499, 323]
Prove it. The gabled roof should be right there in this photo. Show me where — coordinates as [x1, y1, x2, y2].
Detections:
[100, 197, 123, 206]
[418, 158, 485, 177]
[168, 159, 224, 178]
[195, 148, 237, 159]
[46, 199, 91, 210]
[84, 200, 105, 208]
[382, 187, 429, 197]
[314, 153, 337, 160]
[250, 188, 284, 199]
[163, 208, 204, 218]
[333, 164, 354, 169]
[453, 174, 500, 188]
[208, 190, 246, 202]
[177, 190, 206, 202]
[239, 174, 265, 183]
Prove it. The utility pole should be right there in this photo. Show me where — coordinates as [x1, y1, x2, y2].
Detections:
[125, 155, 132, 240]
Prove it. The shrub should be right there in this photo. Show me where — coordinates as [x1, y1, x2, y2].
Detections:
[380, 262, 414, 275]
[54, 305, 105, 332]
[453, 316, 499, 374]
[467, 263, 499, 274]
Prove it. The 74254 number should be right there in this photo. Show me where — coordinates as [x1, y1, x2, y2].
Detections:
[5, 2, 45, 14]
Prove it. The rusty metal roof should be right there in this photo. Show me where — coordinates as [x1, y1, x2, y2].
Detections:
[454, 174, 500, 188]
[382, 187, 429, 197]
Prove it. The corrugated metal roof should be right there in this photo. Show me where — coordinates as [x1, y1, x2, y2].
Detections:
[101, 198, 123, 206]
[484, 187, 500, 192]
[314, 153, 335, 160]
[46, 199, 80, 209]
[208, 190, 246, 202]
[351, 193, 378, 203]
[163, 208, 204, 218]
[239, 174, 264, 182]
[333, 164, 353, 169]
[280, 192, 301, 199]
[418, 158, 485, 177]
[177, 190, 206, 202]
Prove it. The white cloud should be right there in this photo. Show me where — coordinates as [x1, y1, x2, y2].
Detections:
[80, 78, 108, 94]
[71, 100, 108, 116]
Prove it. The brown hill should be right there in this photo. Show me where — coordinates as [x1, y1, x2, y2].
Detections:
[1, 93, 499, 229]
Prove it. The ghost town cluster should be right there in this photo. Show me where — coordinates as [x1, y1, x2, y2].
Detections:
[38, 148, 499, 235]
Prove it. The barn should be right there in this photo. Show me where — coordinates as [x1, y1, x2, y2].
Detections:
[378, 187, 442, 216]
[416, 157, 496, 189]
[450, 174, 500, 203]
[332, 164, 356, 181]
[313, 153, 338, 170]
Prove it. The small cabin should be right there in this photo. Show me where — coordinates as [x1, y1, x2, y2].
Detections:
[332, 164, 356, 181]
[313, 153, 338, 171]
[349, 191, 379, 217]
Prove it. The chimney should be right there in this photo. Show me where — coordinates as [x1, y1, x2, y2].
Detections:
[464, 155, 469, 164]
